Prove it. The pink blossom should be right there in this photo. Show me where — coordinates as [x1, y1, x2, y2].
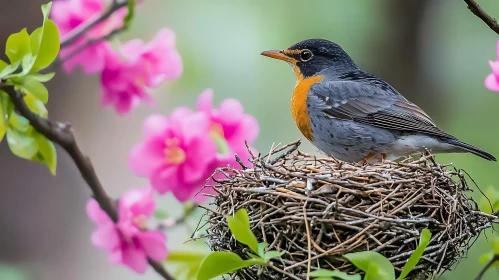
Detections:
[128, 90, 259, 202]
[101, 29, 183, 115]
[197, 89, 259, 164]
[51, 0, 127, 74]
[128, 109, 217, 201]
[87, 187, 167, 273]
[485, 41, 499, 91]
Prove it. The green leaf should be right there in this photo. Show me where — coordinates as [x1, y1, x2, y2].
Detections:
[23, 93, 48, 118]
[247, 252, 260, 259]
[263, 250, 285, 260]
[398, 229, 431, 279]
[6, 127, 38, 160]
[234, 208, 250, 227]
[5, 28, 31, 64]
[9, 112, 30, 133]
[0, 62, 20, 78]
[23, 2, 60, 73]
[344, 251, 395, 280]
[166, 250, 207, 280]
[28, 72, 55, 82]
[491, 238, 499, 254]
[0, 91, 10, 142]
[309, 269, 361, 280]
[258, 242, 268, 258]
[167, 251, 207, 263]
[479, 252, 494, 264]
[17, 76, 48, 103]
[227, 209, 259, 254]
[154, 209, 169, 219]
[30, 20, 59, 72]
[196, 252, 266, 280]
[124, 0, 136, 28]
[0, 59, 8, 72]
[210, 131, 230, 155]
[33, 131, 57, 175]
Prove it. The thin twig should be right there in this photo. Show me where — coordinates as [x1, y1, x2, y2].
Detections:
[268, 262, 301, 280]
[303, 198, 311, 280]
[157, 203, 198, 231]
[464, 0, 499, 35]
[60, 0, 128, 48]
[52, 26, 126, 69]
[2, 87, 175, 280]
[475, 254, 499, 280]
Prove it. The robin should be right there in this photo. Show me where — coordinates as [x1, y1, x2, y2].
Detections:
[261, 39, 496, 162]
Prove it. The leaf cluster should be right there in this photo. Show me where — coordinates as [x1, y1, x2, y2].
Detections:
[0, 2, 59, 174]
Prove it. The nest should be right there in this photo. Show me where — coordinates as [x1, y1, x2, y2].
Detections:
[198, 141, 496, 279]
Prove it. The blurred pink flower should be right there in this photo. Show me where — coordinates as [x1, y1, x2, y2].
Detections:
[128, 110, 217, 201]
[485, 41, 499, 92]
[101, 29, 182, 115]
[197, 89, 259, 164]
[51, 0, 127, 74]
[87, 187, 167, 273]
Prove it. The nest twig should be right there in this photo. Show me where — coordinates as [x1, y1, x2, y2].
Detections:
[197, 140, 496, 279]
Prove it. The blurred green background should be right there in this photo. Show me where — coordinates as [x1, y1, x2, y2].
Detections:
[1, 0, 499, 279]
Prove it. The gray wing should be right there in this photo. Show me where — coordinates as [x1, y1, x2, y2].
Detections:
[309, 78, 456, 140]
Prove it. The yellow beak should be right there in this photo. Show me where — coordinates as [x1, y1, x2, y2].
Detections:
[261, 50, 296, 64]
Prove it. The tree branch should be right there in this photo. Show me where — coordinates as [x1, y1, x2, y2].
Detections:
[51, 26, 126, 70]
[475, 254, 499, 280]
[157, 203, 198, 231]
[2, 86, 175, 280]
[464, 0, 499, 35]
[60, 0, 128, 48]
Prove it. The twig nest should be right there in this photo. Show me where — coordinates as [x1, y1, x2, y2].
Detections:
[201, 141, 495, 279]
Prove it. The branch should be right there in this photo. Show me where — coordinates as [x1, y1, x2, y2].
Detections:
[50, 26, 126, 70]
[60, 0, 128, 48]
[3, 86, 175, 280]
[464, 0, 499, 35]
[475, 254, 499, 280]
[157, 203, 198, 231]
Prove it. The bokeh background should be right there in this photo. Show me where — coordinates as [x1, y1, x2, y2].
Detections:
[1, 0, 499, 279]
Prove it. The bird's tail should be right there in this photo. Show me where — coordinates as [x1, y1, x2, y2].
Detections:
[446, 139, 496, 161]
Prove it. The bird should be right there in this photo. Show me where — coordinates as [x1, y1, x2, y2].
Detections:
[261, 38, 496, 163]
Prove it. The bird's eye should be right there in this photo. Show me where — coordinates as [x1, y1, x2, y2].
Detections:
[300, 50, 313, 62]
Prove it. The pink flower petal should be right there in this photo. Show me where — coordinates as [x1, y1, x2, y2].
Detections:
[179, 112, 211, 143]
[119, 187, 155, 218]
[217, 98, 244, 124]
[122, 245, 149, 274]
[182, 136, 217, 184]
[86, 199, 112, 226]
[108, 249, 122, 264]
[137, 231, 168, 261]
[230, 115, 260, 145]
[485, 73, 499, 91]
[151, 165, 179, 194]
[489, 60, 499, 74]
[120, 39, 146, 63]
[128, 140, 165, 177]
[143, 114, 169, 138]
[91, 224, 120, 249]
[196, 89, 214, 113]
[171, 182, 198, 202]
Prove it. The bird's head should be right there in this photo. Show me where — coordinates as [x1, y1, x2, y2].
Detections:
[261, 38, 358, 81]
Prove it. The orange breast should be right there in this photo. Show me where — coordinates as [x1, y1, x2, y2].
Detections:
[291, 75, 323, 141]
